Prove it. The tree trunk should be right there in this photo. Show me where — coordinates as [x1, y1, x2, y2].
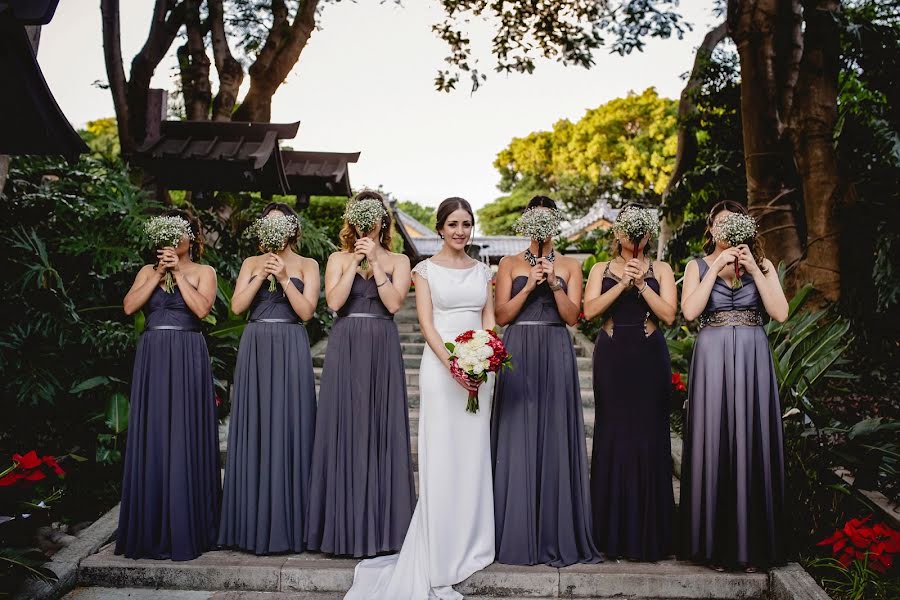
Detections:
[178, 0, 211, 121]
[209, 0, 243, 121]
[786, 0, 845, 301]
[232, 0, 320, 122]
[729, 0, 804, 273]
[658, 22, 728, 256]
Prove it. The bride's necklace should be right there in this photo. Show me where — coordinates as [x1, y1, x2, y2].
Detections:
[524, 248, 555, 266]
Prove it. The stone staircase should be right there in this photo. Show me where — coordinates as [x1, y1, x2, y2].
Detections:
[64, 292, 773, 599]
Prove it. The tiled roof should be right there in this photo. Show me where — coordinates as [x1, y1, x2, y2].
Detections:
[395, 208, 435, 237]
[560, 200, 620, 239]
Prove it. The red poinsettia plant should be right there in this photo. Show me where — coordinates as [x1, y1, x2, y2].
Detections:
[817, 515, 900, 573]
[671, 372, 687, 393]
[0, 451, 66, 488]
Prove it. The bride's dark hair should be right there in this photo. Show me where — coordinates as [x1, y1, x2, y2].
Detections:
[435, 197, 475, 232]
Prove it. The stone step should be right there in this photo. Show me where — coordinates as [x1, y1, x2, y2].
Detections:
[77, 544, 767, 598]
[311, 368, 594, 393]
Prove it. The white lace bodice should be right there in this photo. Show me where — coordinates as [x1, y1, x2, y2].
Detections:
[412, 259, 493, 336]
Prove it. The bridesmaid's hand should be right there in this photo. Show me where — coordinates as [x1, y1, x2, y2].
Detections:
[540, 259, 557, 284]
[712, 247, 741, 273]
[523, 262, 543, 292]
[263, 253, 288, 284]
[158, 248, 178, 271]
[354, 238, 378, 263]
[623, 259, 644, 288]
[736, 244, 759, 275]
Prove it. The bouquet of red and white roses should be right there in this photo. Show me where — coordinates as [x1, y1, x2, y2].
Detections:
[445, 329, 512, 413]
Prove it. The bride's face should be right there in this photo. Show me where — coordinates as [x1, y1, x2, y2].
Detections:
[440, 208, 473, 251]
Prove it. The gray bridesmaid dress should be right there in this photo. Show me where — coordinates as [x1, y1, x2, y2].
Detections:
[305, 274, 415, 557]
[218, 275, 317, 554]
[491, 276, 600, 567]
[678, 258, 786, 568]
[116, 285, 220, 561]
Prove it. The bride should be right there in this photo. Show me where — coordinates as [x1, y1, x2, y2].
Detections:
[344, 197, 496, 600]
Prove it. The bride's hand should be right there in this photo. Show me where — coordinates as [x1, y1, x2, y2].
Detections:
[446, 358, 479, 392]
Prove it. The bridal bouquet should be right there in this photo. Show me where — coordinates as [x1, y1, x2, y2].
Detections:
[712, 213, 758, 288]
[247, 214, 299, 291]
[143, 215, 194, 293]
[445, 329, 512, 413]
[344, 197, 387, 271]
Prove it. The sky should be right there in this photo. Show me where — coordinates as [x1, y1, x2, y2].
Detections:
[38, 1, 719, 212]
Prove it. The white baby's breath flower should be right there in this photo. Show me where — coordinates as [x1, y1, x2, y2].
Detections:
[713, 213, 758, 247]
[514, 207, 563, 241]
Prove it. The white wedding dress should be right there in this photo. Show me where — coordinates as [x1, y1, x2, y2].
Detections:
[344, 259, 496, 600]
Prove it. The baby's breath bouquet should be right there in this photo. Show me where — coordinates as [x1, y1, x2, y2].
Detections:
[713, 213, 758, 288]
[514, 207, 563, 258]
[344, 198, 387, 270]
[613, 207, 658, 280]
[143, 216, 194, 293]
[247, 214, 299, 291]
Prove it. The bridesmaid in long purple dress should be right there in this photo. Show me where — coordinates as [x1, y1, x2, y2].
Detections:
[117, 210, 220, 561]
[218, 203, 320, 555]
[679, 200, 789, 571]
[306, 191, 415, 557]
[491, 196, 599, 567]
[583, 206, 678, 562]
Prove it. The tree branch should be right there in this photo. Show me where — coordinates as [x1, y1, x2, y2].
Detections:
[100, 0, 133, 153]
[657, 22, 728, 256]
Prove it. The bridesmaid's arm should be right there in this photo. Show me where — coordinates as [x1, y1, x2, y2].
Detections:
[231, 257, 266, 314]
[325, 253, 358, 312]
[174, 265, 217, 319]
[582, 262, 626, 321]
[549, 257, 582, 326]
[639, 261, 677, 325]
[743, 254, 788, 322]
[482, 274, 497, 331]
[373, 254, 410, 314]
[493, 257, 526, 326]
[282, 257, 319, 322]
[414, 274, 452, 367]
[123, 264, 166, 315]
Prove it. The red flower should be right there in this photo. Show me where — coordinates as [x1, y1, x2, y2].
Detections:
[671, 372, 687, 392]
[214, 393, 223, 408]
[455, 330, 475, 343]
[42, 456, 66, 478]
[818, 516, 900, 573]
[13, 451, 42, 470]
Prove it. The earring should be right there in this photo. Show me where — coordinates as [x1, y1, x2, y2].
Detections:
[439, 234, 445, 239]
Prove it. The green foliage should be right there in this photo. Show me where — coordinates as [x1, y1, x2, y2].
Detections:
[396, 200, 436, 231]
[492, 88, 678, 214]
[78, 118, 120, 161]
[807, 554, 900, 600]
[476, 185, 537, 235]
[434, 1, 688, 92]
[303, 196, 348, 247]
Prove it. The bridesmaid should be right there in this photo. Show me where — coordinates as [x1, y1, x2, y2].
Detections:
[218, 202, 319, 555]
[678, 200, 788, 571]
[583, 206, 678, 561]
[117, 209, 220, 561]
[491, 196, 599, 566]
[306, 190, 415, 557]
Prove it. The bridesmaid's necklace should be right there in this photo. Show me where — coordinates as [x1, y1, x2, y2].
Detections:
[524, 249, 555, 266]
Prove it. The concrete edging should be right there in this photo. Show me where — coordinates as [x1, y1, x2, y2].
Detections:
[12, 504, 120, 600]
[769, 563, 832, 600]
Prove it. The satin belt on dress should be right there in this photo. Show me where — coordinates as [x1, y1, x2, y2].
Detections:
[339, 313, 394, 321]
[510, 321, 565, 327]
[248, 318, 303, 324]
[146, 325, 200, 332]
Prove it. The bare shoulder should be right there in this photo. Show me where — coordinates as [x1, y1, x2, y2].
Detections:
[300, 255, 319, 271]
[588, 260, 608, 278]
[653, 260, 674, 275]
[389, 251, 411, 268]
[558, 255, 581, 270]
[327, 250, 352, 266]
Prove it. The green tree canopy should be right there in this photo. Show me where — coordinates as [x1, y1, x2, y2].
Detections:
[396, 200, 436, 230]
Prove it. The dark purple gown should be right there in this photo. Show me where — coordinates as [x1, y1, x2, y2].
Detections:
[491, 276, 599, 567]
[678, 258, 785, 568]
[116, 285, 220, 561]
[218, 276, 317, 554]
[305, 274, 415, 557]
[590, 263, 675, 561]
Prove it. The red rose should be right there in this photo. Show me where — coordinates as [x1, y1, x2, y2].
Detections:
[456, 330, 475, 343]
